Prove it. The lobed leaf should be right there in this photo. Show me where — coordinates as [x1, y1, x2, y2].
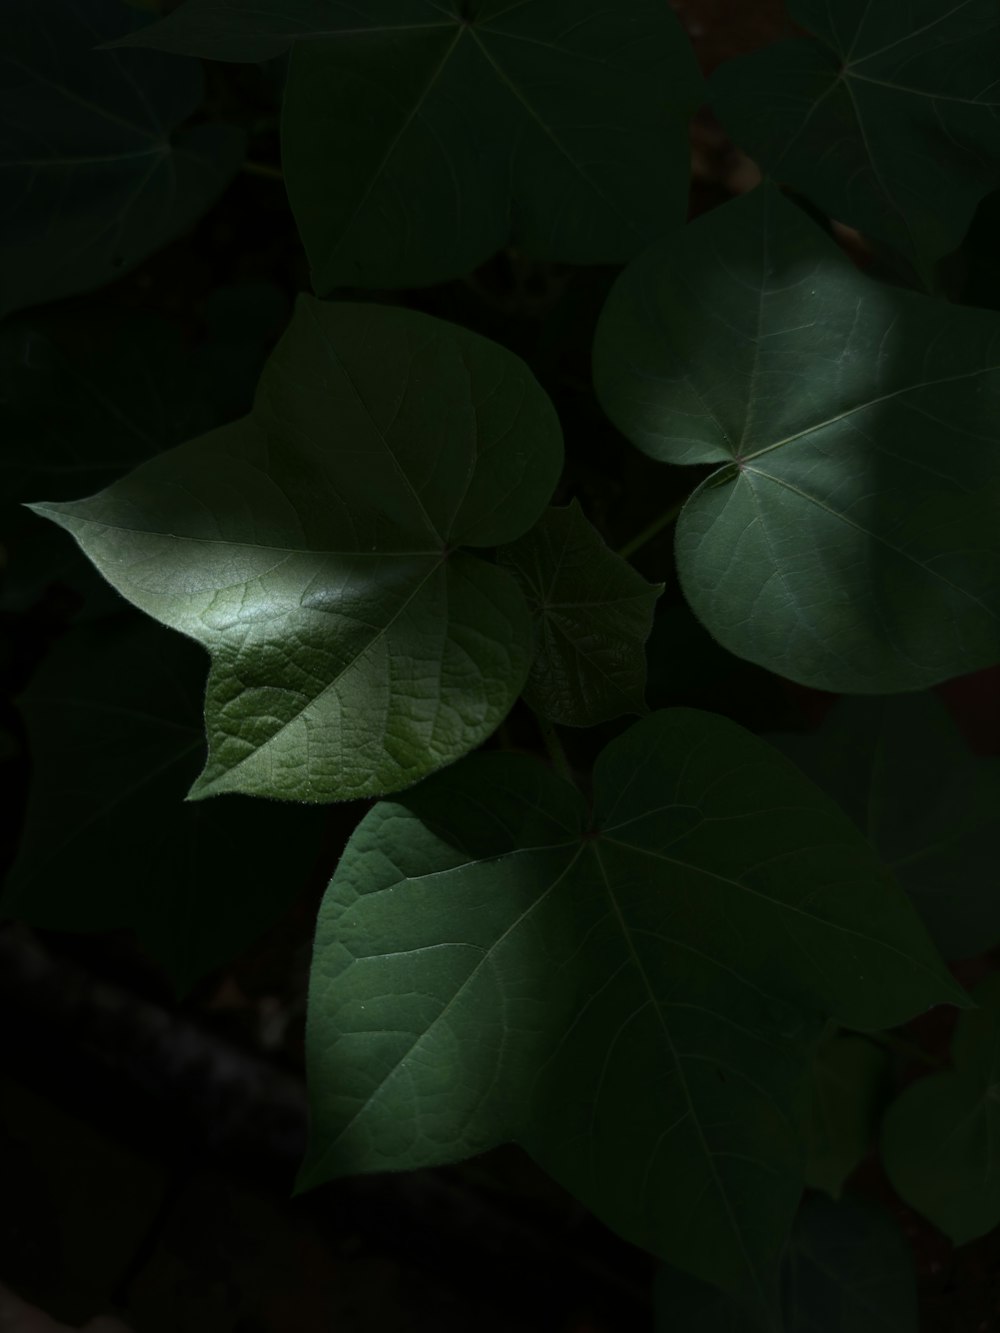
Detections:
[593, 183, 1000, 692]
[117, 0, 704, 289]
[303, 708, 962, 1296]
[29, 297, 563, 801]
[0, 0, 244, 317]
[710, 0, 1000, 278]
[498, 500, 662, 727]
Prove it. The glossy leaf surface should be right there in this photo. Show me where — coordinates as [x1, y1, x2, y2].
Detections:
[882, 973, 1000, 1245]
[30, 298, 563, 801]
[594, 184, 1000, 692]
[2, 618, 325, 993]
[498, 500, 662, 727]
[120, 0, 703, 289]
[304, 708, 961, 1295]
[775, 694, 1000, 960]
[710, 2, 1000, 278]
[0, 0, 244, 317]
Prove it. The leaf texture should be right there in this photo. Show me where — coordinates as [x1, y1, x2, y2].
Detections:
[304, 708, 962, 1295]
[593, 184, 1000, 692]
[29, 297, 563, 801]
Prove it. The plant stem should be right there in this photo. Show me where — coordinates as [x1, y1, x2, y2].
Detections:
[242, 159, 284, 182]
[617, 497, 685, 561]
[536, 714, 572, 785]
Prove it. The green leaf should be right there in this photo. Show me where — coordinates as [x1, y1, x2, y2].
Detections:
[303, 707, 962, 1296]
[1, 617, 325, 994]
[29, 297, 563, 802]
[882, 972, 1000, 1245]
[804, 1034, 887, 1199]
[0, 0, 245, 317]
[709, 1, 1000, 279]
[774, 694, 1000, 961]
[118, 0, 703, 290]
[593, 183, 1000, 693]
[655, 1194, 918, 1333]
[497, 500, 662, 727]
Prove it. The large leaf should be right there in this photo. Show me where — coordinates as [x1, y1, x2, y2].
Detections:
[593, 184, 1000, 693]
[882, 972, 1000, 1245]
[654, 1194, 918, 1333]
[1, 295, 285, 616]
[303, 708, 962, 1298]
[29, 297, 563, 802]
[1, 617, 325, 993]
[117, 0, 703, 290]
[0, 0, 244, 317]
[804, 1034, 887, 1199]
[709, 2, 1000, 280]
[775, 694, 1000, 961]
[498, 500, 662, 727]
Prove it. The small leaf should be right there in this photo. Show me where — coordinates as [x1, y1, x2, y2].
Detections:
[29, 297, 563, 801]
[498, 500, 662, 727]
[593, 183, 1000, 692]
[117, 0, 704, 289]
[0, 0, 244, 317]
[1, 618, 325, 993]
[805, 1034, 887, 1199]
[709, 2, 1000, 278]
[304, 708, 962, 1295]
[655, 1195, 918, 1333]
[882, 973, 1000, 1245]
[774, 694, 1000, 960]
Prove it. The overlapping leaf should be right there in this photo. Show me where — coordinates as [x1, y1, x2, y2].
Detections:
[882, 973, 1000, 1245]
[804, 1033, 887, 1199]
[119, 0, 703, 290]
[2, 618, 325, 993]
[593, 184, 1000, 692]
[654, 1195, 917, 1333]
[0, 0, 244, 317]
[498, 501, 662, 726]
[303, 708, 961, 1297]
[775, 694, 1000, 960]
[30, 298, 563, 801]
[710, 1, 1000, 278]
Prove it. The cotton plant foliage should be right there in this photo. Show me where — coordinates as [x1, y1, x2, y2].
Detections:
[303, 709, 962, 1297]
[114, 0, 704, 289]
[29, 298, 563, 801]
[0, 0, 244, 317]
[593, 183, 1000, 693]
[710, 0, 1000, 279]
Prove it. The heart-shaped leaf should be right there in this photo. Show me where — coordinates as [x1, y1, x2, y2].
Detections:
[593, 184, 1000, 692]
[774, 694, 1000, 960]
[709, 1, 1000, 279]
[29, 297, 563, 801]
[882, 973, 1000, 1245]
[117, 0, 703, 290]
[498, 500, 662, 727]
[804, 1034, 887, 1199]
[655, 1194, 918, 1333]
[0, 0, 245, 317]
[303, 708, 962, 1297]
[2, 617, 326, 994]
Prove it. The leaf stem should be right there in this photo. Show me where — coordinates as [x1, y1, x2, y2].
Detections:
[536, 714, 573, 785]
[617, 497, 685, 561]
[242, 159, 284, 182]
